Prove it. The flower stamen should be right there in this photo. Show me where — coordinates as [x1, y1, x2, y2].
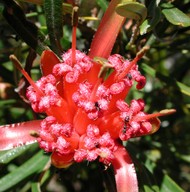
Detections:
[9, 54, 44, 97]
[133, 109, 176, 122]
[71, 6, 79, 66]
[115, 46, 149, 82]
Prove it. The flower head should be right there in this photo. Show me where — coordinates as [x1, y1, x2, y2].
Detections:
[23, 47, 165, 168]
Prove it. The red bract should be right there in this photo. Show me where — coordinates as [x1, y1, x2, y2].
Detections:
[0, 0, 176, 191]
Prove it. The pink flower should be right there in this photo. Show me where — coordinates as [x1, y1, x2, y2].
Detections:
[22, 47, 162, 169]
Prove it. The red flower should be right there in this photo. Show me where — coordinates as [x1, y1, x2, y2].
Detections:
[22, 47, 160, 169]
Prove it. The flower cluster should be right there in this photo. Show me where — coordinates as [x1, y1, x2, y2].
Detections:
[25, 49, 159, 168]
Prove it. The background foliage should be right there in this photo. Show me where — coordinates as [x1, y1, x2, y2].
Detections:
[0, 0, 190, 191]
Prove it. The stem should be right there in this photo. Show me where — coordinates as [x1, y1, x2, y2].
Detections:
[88, 0, 125, 59]
[112, 145, 138, 192]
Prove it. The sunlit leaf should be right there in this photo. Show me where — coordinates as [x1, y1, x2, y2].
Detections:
[160, 175, 185, 192]
[115, 1, 147, 23]
[144, 185, 159, 192]
[162, 6, 190, 27]
[176, 153, 190, 163]
[31, 182, 42, 192]
[0, 143, 37, 164]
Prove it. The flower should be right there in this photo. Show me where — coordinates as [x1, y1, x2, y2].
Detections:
[22, 47, 166, 169]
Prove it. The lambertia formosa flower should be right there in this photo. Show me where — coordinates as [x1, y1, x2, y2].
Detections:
[25, 47, 156, 167]
[33, 44, 176, 165]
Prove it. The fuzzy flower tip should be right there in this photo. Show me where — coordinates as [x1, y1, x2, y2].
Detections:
[26, 49, 161, 168]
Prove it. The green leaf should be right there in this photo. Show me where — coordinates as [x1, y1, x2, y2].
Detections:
[0, 150, 50, 192]
[160, 175, 185, 192]
[141, 63, 190, 96]
[0, 144, 37, 164]
[177, 81, 190, 96]
[162, 6, 190, 27]
[115, 1, 147, 23]
[44, 0, 63, 55]
[144, 185, 159, 192]
[96, 0, 109, 12]
[31, 182, 42, 192]
[140, 1, 161, 35]
[176, 153, 190, 163]
[2, 0, 48, 55]
[127, 143, 160, 192]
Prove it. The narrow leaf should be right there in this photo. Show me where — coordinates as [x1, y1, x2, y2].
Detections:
[2, 0, 48, 55]
[176, 153, 190, 163]
[0, 144, 37, 164]
[160, 175, 185, 192]
[96, 0, 109, 12]
[162, 7, 190, 27]
[141, 63, 190, 96]
[0, 120, 42, 150]
[0, 150, 50, 192]
[31, 182, 42, 192]
[44, 0, 63, 55]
